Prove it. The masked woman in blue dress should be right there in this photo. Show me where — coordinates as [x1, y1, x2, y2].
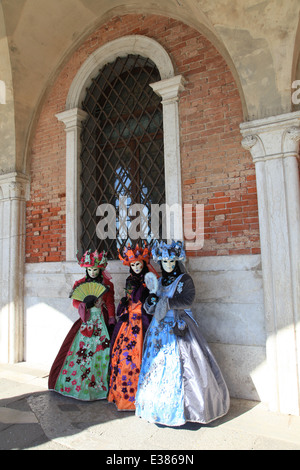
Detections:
[135, 240, 230, 427]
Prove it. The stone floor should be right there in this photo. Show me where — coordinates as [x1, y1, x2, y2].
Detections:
[0, 362, 300, 451]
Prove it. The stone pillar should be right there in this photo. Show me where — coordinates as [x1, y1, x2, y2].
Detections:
[240, 111, 300, 415]
[56, 108, 88, 261]
[150, 75, 185, 240]
[0, 172, 30, 363]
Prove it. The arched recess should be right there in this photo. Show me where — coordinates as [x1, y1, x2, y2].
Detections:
[56, 35, 185, 260]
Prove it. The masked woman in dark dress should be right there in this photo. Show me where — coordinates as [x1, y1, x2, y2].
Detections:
[108, 243, 158, 410]
[135, 240, 230, 426]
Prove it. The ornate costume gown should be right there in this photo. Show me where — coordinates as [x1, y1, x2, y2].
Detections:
[48, 274, 115, 401]
[108, 272, 151, 410]
[135, 273, 230, 426]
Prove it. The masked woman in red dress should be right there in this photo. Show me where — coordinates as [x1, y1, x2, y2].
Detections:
[48, 249, 115, 401]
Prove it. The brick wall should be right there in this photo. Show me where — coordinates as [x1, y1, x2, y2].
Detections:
[26, 14, 260, 262]
[26, 109, 66, 263]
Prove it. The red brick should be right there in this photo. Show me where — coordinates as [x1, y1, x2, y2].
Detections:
[26, 13, 260, 262]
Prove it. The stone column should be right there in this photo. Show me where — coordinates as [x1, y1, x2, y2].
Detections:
[240, 111, 300, 415]
[150, 75, 185, 240]
[0, 172, 30, 363]
[56, 108, 88, 261]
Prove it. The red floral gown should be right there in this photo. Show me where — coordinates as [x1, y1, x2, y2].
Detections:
[48, 274, 115, 401]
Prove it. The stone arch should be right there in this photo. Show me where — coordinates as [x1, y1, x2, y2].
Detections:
[66, 35, 175, 110]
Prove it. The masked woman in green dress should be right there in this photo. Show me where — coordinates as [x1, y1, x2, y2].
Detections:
[48, 249, 115, 401]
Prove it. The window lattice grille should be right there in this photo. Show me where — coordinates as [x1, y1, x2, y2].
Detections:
[80, 54, 165, 259]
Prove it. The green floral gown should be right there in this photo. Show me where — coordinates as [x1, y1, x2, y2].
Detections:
[54, 306, 110, 400]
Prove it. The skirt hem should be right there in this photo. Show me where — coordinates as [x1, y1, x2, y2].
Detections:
[49, 388, 108, 402]
[135, 407, 230, 427]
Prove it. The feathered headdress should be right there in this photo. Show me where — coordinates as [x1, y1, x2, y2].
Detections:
[151, 240, 186, 262]
[77, 249, 108, 270]
[118, 242, 151, 266]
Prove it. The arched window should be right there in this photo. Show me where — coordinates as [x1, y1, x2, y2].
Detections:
[80, 54, 164, 258]
[56, 35, 185, 262]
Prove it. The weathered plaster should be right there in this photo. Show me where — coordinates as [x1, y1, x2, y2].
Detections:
[215, 27, 282, 119]
[0, 4, 16, 173]
[199, 0, 300, 117]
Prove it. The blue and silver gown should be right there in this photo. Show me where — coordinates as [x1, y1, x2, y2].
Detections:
[135, 273, 230, 427]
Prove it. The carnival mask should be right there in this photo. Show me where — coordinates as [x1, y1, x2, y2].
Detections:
[87, 266, 100, 278]
[130, 260, 144, 274]
[161, 258, 176, 273]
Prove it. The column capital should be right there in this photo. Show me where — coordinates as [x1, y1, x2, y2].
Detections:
[56, 107, 88, 130]
[150, 75, 186, 103]
[0, 171, 30, 201]
[240, 111, 300, 163]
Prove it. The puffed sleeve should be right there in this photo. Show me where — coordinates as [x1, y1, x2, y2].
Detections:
[143, 297, 157, 315]
[168, 274, 196, 310]
[144, 274, 196, 322]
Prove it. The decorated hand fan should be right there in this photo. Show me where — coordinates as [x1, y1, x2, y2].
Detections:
[70, 281, 108, 305]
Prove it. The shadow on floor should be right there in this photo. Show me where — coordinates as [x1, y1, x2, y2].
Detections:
[0, 386, 259, 450]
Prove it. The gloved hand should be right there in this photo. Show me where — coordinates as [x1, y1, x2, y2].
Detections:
[146, 293, 159, 306]
[85, 298, 95, 309]
[119, 296, 128, 306]
[173, 319, 187, 337]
